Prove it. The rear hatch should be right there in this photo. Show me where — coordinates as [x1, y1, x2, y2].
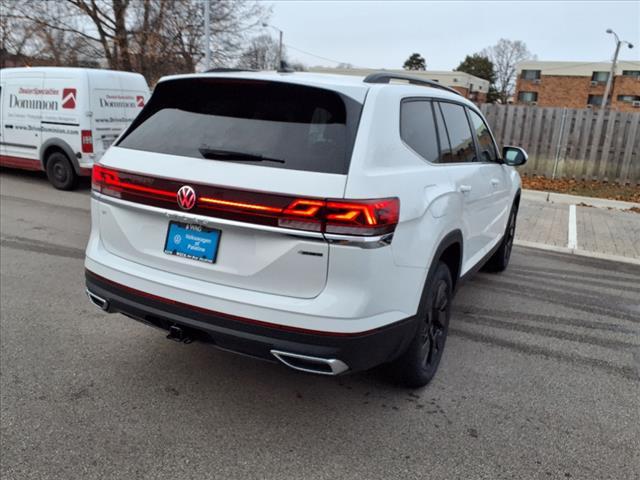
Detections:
[94, 77, 364, 298]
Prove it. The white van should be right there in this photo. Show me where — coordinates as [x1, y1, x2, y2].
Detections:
[0, 67, 149, 189]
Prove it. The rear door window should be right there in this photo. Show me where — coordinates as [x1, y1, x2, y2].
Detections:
[400, 99, 439, 163]
[468, 109, 498, 162]
[433, 103, 454, 163]
[437, 102, 477, 163]
[117, 78, 362, 174]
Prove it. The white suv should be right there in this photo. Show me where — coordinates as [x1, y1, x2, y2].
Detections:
[84, 71, 527, 387]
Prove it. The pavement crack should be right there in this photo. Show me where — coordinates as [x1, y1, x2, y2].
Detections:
[450, 327, 639, 382]
[454, 305, 638, 334]
[454, 312, 638, 350]
[0, 235, 85, 259]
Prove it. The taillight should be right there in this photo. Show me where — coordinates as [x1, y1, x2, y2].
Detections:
[323, 198, 399, 235]
[92, 166, 400, 237]
[81, 130, 93, 153]
[92, 164, 176, 200]
[280, 198, 399, 235]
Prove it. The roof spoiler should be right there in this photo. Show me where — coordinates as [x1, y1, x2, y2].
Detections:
[363, 72, 462, 96]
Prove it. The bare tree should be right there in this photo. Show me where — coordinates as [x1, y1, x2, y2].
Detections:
[236, 34, 282, 70]
[7, 0, 270, 83]
[1, 1, 39, 66]
[481, 39, 533, 103]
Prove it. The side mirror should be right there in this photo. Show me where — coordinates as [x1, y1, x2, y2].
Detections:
[502, 146, 528, 166]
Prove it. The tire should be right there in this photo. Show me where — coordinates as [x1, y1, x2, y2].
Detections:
[387, 261, 453, 388]
[483, 202, 518, 273]
[45, 151, 78, 190]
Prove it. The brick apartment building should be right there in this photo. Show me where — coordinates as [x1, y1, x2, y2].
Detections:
[310, 67, 490, 103]
[515, 60, 640, 111]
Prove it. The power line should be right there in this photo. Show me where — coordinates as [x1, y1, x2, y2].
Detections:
[284, 43, 363, 68]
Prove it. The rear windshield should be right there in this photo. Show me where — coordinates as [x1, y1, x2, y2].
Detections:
[117, 78, 363, 174]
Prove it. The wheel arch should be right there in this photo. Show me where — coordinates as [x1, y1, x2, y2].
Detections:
[421, 229, 463, 298]
[40, 139, 81, 174]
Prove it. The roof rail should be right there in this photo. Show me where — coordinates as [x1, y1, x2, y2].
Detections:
[363, 72, 462, 96]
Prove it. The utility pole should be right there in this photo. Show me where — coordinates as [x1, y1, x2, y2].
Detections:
[601, 29, 634, 109]
[262, 23, 283, 70]
[204, 0, 211, 70]
[278, 29, 283, 70]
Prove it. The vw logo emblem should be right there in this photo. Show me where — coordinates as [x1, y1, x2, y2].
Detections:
[177, 185, 196, 210]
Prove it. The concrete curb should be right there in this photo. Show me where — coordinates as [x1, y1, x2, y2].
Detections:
[514, 240, 640, 266]
[522, 189, 640, 211]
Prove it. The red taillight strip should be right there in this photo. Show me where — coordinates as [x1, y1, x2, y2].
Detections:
[92, 165, 399, 236]
[199, 196, 282, 213]
[86, 270, 384, 337]
[110, 179, 176, 199]
[93, 164, 176, 199]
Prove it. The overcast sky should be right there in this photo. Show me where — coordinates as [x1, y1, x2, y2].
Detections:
[268, 1, 640, 70]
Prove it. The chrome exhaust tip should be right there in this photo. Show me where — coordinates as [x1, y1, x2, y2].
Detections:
[271, 350, 349, 376]
[85, 289, 109, 311]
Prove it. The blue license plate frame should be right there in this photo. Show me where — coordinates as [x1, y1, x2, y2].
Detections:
[164, 221, 221, 264]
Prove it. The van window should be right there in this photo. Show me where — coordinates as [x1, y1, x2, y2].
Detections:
[437, 102, 477, 163]
[117, 78, 362, 175]
[467, 109, 498, 162]
[400, 100, 439, 163]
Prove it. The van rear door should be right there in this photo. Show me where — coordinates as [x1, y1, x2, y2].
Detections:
[89, 72, 147, 157]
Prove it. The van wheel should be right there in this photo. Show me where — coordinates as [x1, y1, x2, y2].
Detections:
[388, 262, 452, 388]
[483, 203, 518, 273]
[46, 152, 78, 190]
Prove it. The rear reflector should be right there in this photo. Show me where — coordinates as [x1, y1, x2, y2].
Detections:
[92, 165, 399, 236]
[81, 130, 93, 153]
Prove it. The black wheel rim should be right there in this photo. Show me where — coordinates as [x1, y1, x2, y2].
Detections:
[52, 160, 68, 184]
[504, 210, 516, 263]
[420, 280, 449, 367]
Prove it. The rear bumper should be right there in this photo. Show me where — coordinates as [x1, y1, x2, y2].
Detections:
[85, 270, 418, 373]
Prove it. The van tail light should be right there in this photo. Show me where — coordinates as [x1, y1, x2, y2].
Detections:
[81, 130, 94, 153]
[92, 165, 400, 237]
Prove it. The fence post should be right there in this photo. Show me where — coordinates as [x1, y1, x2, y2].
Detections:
[552, 108, 568, 179]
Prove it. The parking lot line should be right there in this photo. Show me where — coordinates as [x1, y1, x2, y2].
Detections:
[568, 204, 578, 250]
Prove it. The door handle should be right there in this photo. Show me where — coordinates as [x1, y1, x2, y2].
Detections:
[459, 185, 472, 194]
[5, 125, 13, 129]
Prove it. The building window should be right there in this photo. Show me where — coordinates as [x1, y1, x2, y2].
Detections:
[591, 71, 609, 83]
[617, 95, 640, 103]
[521, 69, 541, 80]
[587, 95, 609, 106]
[518, 91, 538, 103]
[622, 70, 640, 78]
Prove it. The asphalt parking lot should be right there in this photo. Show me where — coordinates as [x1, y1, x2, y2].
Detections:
[1, 170, 639, 480]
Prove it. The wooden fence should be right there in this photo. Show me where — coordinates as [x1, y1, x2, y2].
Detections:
[479, 104, 640, 185]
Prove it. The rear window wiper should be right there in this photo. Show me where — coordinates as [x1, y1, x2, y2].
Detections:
[198, 148, 285, 164]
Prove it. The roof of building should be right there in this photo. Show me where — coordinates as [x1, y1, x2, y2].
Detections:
[308, 67, 490, 92]
[516, 60, 640, 77]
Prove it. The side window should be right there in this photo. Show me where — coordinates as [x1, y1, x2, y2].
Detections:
[438, 102, 477, 163]
[434, 103, 454, 163]
[468, 109, 498, 162]
[400, 100, 439, 163]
